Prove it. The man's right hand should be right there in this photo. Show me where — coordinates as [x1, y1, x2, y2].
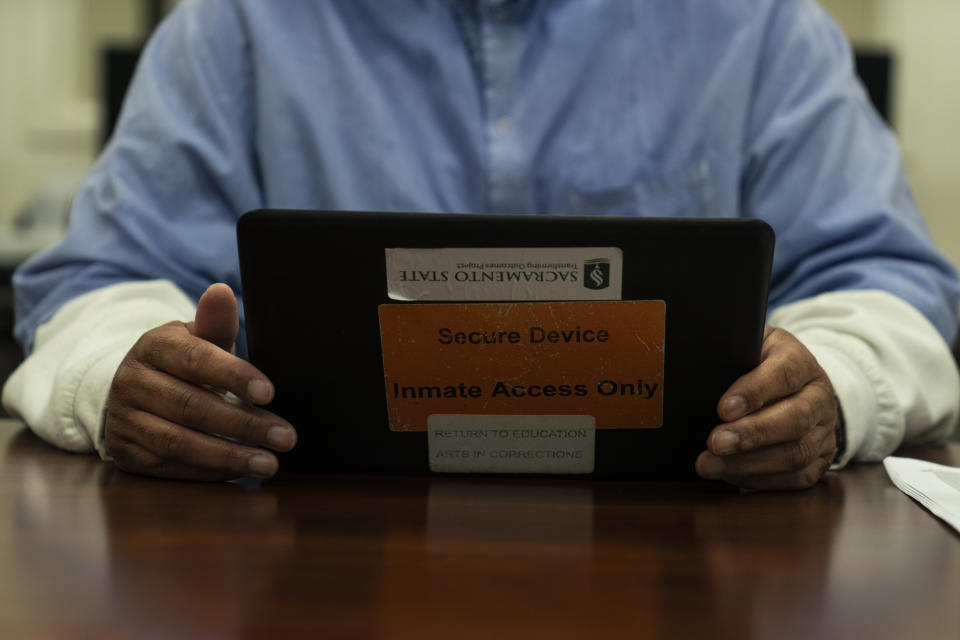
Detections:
[104, 283, 297, 480]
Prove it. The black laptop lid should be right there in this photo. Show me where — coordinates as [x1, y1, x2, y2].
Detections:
[238, 210, 774, 480]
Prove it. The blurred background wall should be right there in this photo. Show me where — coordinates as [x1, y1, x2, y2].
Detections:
[0, 0, 177, 230]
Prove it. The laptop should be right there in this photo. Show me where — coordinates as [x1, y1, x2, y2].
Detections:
[237, 210, 774, 479]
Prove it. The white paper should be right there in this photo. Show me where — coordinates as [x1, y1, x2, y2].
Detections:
[883, 456, 960, 534]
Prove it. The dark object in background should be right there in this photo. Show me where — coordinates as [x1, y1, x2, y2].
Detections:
[855, 48, 895, 125]
[101, 46, 142, 149]
[0, 280, 20, 416]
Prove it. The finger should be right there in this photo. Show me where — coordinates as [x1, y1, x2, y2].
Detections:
[106, 437, 236, 481]
[133, 324, 275, 405]
[110, 408, 280, 479]
[191, 283, 239, 352]
[119, 365, 296, 451]
[697, 421, 835, 480]
[734, 455, 834, 491]
[717, 328, 823, 421]
[707, 381, 835, 455]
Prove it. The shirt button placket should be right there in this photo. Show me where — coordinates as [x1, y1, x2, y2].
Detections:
[480, 1, 527, 214]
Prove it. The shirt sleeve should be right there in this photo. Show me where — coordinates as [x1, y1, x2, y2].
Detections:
[11, 0, 261, 358]
[769, 290, 959, 468]
[744, 0, 960, 343]
[1, 280, 196, 458]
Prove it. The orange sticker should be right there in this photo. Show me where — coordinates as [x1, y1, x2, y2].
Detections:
[378, 301, 665, 431]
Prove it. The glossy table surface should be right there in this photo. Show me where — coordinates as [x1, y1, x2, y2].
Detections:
[1, 419, 958, 639]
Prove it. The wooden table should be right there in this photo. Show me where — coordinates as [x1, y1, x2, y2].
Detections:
[0, 419, 957, 639]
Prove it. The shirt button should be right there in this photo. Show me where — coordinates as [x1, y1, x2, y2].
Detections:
[495, 116, 514, 135]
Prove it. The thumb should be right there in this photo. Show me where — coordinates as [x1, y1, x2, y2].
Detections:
[191, 283, 239, 352]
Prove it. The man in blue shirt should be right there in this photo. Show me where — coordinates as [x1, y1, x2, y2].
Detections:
[3, 0, 958, 489]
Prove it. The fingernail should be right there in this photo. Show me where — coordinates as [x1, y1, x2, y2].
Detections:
[720, 395, 747, 421]
[248, 454, 278, 478]
[247, 379, 274, 404]
[266, 425, 296, 451]
[712, 430, 739, 454]
[697, 453, 726, 478]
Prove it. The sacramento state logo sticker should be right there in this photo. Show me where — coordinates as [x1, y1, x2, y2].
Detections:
[583, 258, 610, 290]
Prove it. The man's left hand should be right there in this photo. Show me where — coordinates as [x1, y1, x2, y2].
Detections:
[696, 326, 838, 490]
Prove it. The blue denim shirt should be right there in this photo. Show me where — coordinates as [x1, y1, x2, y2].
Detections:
[14, 0, 959, 357]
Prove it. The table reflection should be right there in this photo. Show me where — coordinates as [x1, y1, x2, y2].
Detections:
[2, 429, 113, 633]
[4, 424, 960, 638]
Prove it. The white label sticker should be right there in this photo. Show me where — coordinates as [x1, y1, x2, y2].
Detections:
[427, 414, 596, 474]
[385, 248, 622, 301]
